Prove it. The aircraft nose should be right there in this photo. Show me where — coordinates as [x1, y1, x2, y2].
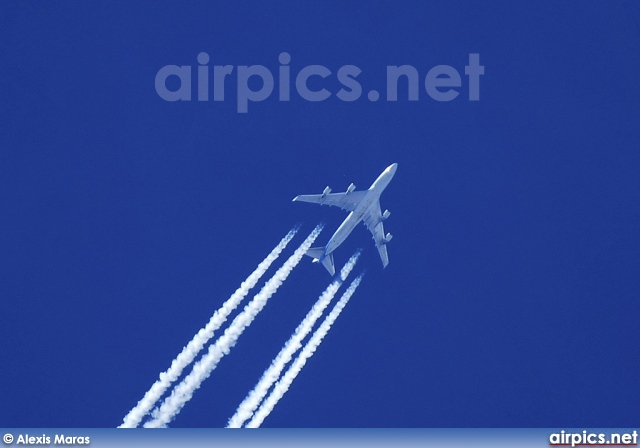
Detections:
[387, 163, 398, 174]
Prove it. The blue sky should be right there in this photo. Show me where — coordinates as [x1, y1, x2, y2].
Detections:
[1, 2, 639, 428]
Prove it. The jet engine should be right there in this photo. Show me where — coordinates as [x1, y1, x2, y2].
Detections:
[321, 186, 331, 197]
[346, 183, 356, 194]
[382, 209, 391, 220]
[384, 232, 393, 244]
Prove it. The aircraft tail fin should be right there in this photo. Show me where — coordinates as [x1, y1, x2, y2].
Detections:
[305, 247, 336, 276]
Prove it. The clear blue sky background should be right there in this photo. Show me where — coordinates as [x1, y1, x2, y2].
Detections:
[1, 1, 638, 428]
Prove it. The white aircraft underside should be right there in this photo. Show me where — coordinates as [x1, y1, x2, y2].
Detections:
[293, 163, 397, 275]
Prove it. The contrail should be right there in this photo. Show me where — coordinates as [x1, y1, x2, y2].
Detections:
[144, 224, 324, 428]
[119, 226, 299, 428]
[227, 251, 361, 428]
[246, 273, 364, 428]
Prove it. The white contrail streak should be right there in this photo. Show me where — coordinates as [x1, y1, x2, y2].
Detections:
[246, 273, 365, 428]
[144, 224, 324, 428]
[119, 226, 299, 428]
[227, 251, 361, 428]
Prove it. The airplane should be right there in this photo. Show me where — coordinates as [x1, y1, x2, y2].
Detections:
[292, 163, 398, 275]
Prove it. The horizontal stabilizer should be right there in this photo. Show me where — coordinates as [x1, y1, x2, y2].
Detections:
[305, 247, 336, 276]
[305, 247, 325, 261]
[320, 253, 335, 276]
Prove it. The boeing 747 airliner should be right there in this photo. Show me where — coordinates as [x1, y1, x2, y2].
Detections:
[293, 163, 397, 275]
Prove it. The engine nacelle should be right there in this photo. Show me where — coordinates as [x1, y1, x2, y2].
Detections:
[384, 232, 393, 244]
[322, 186, 332, 198]
[382, 209, 391, 220]
[346, 183, 356, 194]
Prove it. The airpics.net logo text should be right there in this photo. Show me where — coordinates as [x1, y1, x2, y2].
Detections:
[154, 52, 484, 113]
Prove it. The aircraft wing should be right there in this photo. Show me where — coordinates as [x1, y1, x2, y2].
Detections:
[363, 200, 390, 268]
[293, 191, 367, 212]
